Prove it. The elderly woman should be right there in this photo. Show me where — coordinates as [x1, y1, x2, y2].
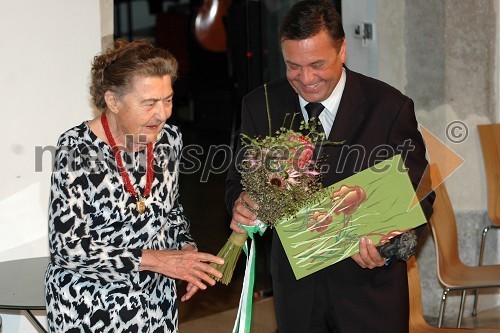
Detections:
[45, 39, 223, 332]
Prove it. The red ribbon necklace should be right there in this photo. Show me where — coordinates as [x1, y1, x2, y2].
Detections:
[101, 113, 154, 214]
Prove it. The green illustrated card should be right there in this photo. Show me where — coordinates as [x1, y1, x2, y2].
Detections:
[275, 154, 427, 280]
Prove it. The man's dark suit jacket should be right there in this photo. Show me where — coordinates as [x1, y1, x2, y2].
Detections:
[226, 67, 434, 333]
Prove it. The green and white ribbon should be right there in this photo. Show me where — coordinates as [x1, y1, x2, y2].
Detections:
[232, 220, 267, 333]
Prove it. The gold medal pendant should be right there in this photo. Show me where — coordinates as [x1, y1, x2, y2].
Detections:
[136, 199, 146, 214]
[101, 114, 154, 217]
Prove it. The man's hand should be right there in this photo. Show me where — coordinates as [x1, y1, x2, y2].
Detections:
[230, 192, 259, 233]
[351, 237, 385, 269]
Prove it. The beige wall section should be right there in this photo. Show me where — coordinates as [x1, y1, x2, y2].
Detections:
[0, 0, 112, 331]
[497, 0, 500, 121]
[101, 0, 114, 50]
[374, 0, 499, 319]
[377, 0, 406, 91]
[444, 1, 496, 121]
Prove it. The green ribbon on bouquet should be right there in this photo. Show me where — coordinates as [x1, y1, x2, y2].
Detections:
[232, 220, 267, 333]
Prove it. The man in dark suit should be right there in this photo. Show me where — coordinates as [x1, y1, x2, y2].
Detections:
[226, 1, 434, 332]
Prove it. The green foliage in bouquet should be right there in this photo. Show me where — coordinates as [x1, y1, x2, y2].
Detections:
[212, 117, 325, 284]
[239, 123, 325, 227]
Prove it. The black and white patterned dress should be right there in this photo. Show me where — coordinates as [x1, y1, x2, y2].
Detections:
[45, 122, 195, 333]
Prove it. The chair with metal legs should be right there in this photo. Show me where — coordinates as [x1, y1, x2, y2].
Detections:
[408, 255, 500, 332]
[473, 124, 500, 316]
[427, 164, 500, 328]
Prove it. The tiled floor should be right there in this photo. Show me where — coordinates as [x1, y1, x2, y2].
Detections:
[180, 296, 277, 333]
[428, 306, 500, 329]
[179, 296, 499, 333]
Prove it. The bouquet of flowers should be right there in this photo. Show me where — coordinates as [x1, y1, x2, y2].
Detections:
[212, 118, 325, 284]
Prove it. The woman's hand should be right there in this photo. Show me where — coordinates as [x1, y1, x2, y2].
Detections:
[140, 247, 224, 300]
[351, 237, 385, 269]
[181, 282, 199, 302]
[230, 191, 259, 233]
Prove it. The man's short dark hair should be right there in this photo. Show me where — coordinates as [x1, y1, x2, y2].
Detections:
[279, 0, 345, 50]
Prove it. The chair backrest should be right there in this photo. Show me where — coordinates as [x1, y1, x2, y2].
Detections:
[428, 164, 463, 285]
[477, 124, 500, 227]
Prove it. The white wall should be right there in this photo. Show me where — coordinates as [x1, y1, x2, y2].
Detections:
[0, 0, 111, 331]
[343, 0, 378, 78]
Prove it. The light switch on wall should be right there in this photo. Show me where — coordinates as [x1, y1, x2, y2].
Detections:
[353, 22, 374, 46]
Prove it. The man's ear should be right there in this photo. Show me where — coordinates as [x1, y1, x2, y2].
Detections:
[104, 91, 119, 114]
[339, 38, 347, 63]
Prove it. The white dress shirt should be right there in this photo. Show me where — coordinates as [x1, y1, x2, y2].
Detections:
[299, 68, 346, 138]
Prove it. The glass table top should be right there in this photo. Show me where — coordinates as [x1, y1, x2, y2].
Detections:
[0, 257, 50, 310]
